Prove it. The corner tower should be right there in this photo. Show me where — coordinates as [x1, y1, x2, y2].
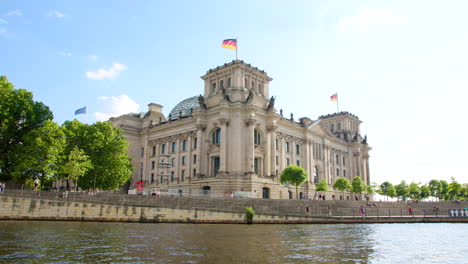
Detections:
[200, 60, 273, 108]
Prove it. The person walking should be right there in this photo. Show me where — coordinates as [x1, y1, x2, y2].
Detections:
[408, 207, 413, 216]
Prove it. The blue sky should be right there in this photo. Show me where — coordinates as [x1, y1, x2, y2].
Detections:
[1, 0, 467, 185]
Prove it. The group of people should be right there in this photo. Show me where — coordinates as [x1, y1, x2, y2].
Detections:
[0, 182, 5, 193]
[151, 189, 161, 197]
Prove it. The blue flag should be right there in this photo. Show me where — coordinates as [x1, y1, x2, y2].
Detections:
[75, 106, 87, 115]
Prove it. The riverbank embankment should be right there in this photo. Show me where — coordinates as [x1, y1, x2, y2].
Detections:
[1, 191, 467, 224]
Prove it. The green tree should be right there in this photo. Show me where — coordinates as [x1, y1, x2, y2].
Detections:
[380, 181, 392, 196]
[0, 76, 53, 181]
[439, 180, 449, 201]
[12, 120, 65, 189]
[386, 185, 397, 199]
[280, 165, 307, 199]
[316, 179, 328, 193]
[63, 147, 93, 192]
[420, 185, 431, 200]
[428, 179, 441, 200]
[62, 121, 132, 190]
[448, 177, 462, 200]
[333, 177, 351, 199]
[351, 176, 365, 195]
[408, 182, 421, 200]
[395, 180, 409, 201]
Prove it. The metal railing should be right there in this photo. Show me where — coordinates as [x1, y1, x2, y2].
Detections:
[1, 189, 466, 219]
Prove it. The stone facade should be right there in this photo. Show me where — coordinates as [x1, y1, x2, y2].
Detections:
[110, 60, 371, 199]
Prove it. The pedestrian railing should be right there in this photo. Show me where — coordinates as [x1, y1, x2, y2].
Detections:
[0, 189, 466, 219]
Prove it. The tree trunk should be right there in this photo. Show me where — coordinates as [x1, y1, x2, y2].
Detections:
[296, 185, 299, 199]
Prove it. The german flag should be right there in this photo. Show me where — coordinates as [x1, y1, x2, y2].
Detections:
[330, 93, 338, 101]
[222, 39, 237, 50]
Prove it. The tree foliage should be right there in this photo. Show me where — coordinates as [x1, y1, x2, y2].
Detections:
[428, 179, 441, 200]
[280, 165, 307, 199]
[395, 181, 409, 201]
[0, 76, 53, 181]
[333, 177, 351, 198]
[380, 181, 392, 196]
[12, 120, 65, 189]
[62, 120, 132, 190]
[386, 185, 397, 199]
[63, 147, 93, 192]
[351, 176, 365, 194]
[408, 182, 421, 200]
[316, 179, 328, 193]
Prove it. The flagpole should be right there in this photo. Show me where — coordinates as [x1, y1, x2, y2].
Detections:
[336, 92, 339, 113]
[236, 38, 238, 60]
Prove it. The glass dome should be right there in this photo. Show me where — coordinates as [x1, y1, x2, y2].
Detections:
[169, 96, 200, 119]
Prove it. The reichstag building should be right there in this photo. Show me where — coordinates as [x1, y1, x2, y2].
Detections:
[111, 60, 371, 199]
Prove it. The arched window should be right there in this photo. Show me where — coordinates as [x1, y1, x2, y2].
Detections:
[227, 77, 231, 88]
[245, 78, 248, 88]
[338, 123, 342, 130]
[314, 166, 319, 184]
[220, 80, 224, 89]
[211, 82, 216, 94]
[258, 83, 262, 94]
[212, 128, 221, 144]
[331, 124, 335, 132]
[254, 129, 261, 145]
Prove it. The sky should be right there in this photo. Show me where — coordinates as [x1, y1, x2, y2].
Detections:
[1, 0, 467, 185]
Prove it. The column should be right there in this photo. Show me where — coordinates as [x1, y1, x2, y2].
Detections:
[196, 124, 206, 176]
[219, 118, 228, 173]
[269, 127, 277, 177]
[245, 118, 256, 173]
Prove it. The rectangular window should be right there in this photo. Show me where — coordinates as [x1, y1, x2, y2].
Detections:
[151, 161, 155, 170]
[286, 158, 290, 166]
[171, 158, 175, 166]
[213, 157, 220, 176]
[276, 170, 278, 176]
[152, 146, 156, 156]
[194, 137, 197, 149]
[193, 154, 197, 164]
[276, 156, 278, 165]
[296, 144, 300, 155]
[161, 144, 166, 154]
[160, 175, 163, 184]
[182, 156, 185, 165]
[343, 170, 346, 177]
[171, 142, 176, 153]
[181, 170, 185, 182]
[336, 168, 340, 176]
[141, 147, 144, 158]
[171, 171, 174, 182]
[343, 157, 346, 166]
[286, 142, 290, 153]
[275, 139, 278, 150]
[193, 169, 196, 177]
[254, 158, 259, 174]
[296, 160, 300, 166]
[182, 140, 187, 151]
[336, 155, 339, 165]
[151, 173, 154, 184]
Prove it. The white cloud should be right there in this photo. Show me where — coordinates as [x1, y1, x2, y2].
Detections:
[6, 9, 22, 17]
[88, 55, 98, 61]
[337, 8, 405, 34]
[49, 10, 65, 18]
[0, 18, 8, 24]
[85, 63, 127, 80]
[58, 51, 72, 57]
[94, 94, 140, 121]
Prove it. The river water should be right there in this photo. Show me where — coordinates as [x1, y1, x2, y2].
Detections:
[0, 221, 465, 263]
